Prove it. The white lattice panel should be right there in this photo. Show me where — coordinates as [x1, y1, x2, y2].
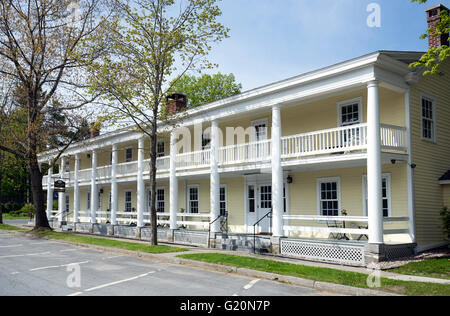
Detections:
[280, 239, 365, 265]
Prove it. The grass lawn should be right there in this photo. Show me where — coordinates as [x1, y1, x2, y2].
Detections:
[389, 257, 450, 280]
[0, 223, 29, 232]
[0, 223, 187, 254]
[178, 253, 450, 296]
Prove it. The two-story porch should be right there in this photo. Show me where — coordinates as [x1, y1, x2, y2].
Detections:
[38, 51, 420, 265]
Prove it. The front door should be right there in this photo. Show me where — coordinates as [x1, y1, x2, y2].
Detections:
[246, 184, 272, 234]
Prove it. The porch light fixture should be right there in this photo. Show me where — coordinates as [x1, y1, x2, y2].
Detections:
[287, 175, 293, 184]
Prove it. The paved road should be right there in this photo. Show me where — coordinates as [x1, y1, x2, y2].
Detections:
[0, 232, 328, 297]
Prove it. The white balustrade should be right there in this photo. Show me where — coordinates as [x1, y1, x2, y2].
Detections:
[281, 124, 368, 158]
[176, 149, 211, 170]
[380, 124, 407, 151]
[219, 139, 271, 166]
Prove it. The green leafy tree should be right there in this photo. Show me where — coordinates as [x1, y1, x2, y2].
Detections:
[0, 0, 119, 230]
[87, 0, 229, 245]
[410, 0, 449, 75]
[168, 73, 242, 108]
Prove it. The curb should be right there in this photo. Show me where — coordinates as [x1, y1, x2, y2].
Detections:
[1, 228, 401, 296]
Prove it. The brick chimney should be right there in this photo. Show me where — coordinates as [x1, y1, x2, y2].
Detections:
[425, 4, 449, 48]
[166, 93, 187, 115]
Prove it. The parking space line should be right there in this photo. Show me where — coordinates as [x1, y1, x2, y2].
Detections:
[0, 244, 23, 248]
[29, 261, 89, 272]
[0, 251, 51, 259]
[68, 271, 156, 296]
[243, 279, 260, 290]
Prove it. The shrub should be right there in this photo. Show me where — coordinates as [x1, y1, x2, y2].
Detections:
[440, 206, 450, 240]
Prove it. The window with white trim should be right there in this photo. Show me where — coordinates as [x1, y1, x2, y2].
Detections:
[248, 185, 255, 213]
[421, 95, 436, 142]
[124, 191, 132, 212]
[87, 192, 91, 210]
[317, 178, 340, 216]
[363, 174, 391, 217]
[65, 195, 70, 213]
[125, 147, 133, 162]
[220, 185, 227, 216]
[188, 186, 199, 214]
[338, 98, 362, 127]
[156, 188, 165, 212]
[157, 142, 165, 158]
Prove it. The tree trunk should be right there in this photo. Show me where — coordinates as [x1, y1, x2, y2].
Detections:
[29, 157, 50, 230]
[149, 130, 158, 245]
[0, 151, 3, 224]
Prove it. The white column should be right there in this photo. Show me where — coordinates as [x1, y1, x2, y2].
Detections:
[74, 154, 80, 223]
[46, 161, 53, 219]
[210, 120, 220, 233]
[405, 89, 416, 244]
[111, 145, 118, 226]
[58, 157, 66, 223]
[367, 81, 383, 244]
[271, 105, 284, 237]
[169, 131, 178, 230]
[137, 137, 145, 228]
[91, 150, 98, 224]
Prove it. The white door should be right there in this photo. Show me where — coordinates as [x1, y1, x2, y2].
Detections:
[246, 184, 272, 234]
[257, 185, 272, 234]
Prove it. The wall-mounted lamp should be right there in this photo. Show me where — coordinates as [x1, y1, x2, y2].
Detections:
[391, 159, 396, 165]
[286, 175, 293, 184]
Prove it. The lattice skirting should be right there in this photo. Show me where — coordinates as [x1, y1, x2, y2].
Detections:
[280, 239, 365, 265]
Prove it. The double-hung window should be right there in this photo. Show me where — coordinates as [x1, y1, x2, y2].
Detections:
[317, 178, 340, 216]
[157, 142, 165, 158]
[124, 191, 132, 212]
[156, 188, 165, 212]
[220, 185, 227, 216]
[421, 95, 436, 142]
[363, 174, 391, 217]
[188, 186, 199, 214]
[125, 148, 133, 162]
[338, 98, 362, 146]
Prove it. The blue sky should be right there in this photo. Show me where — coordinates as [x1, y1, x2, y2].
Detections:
[204, 0, 450, 91]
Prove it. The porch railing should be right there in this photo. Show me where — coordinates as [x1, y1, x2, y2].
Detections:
[282, 215, 410, 239]
[281, 124, 368, 158]
[42, 123, 407, 186]
[219, 139, 271, 166]
[176, 149, 211, 170]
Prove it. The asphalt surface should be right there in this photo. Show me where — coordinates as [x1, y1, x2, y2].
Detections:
[0, 231, 327, 297]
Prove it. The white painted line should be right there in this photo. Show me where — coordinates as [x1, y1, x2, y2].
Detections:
[84, 271, 156, 293]
[60, 249, 78, 252]
[0, 251, 51, 259]
[0, 244, 23, 248]
[30, 261, 89, 272]
[243, 279, 260, 290]
[10, 272, 20, 275]
[67, 292, 83, 296]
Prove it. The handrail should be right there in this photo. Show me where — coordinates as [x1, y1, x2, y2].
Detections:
[253, 210, 272, 254]
[208, 214, 223, 248]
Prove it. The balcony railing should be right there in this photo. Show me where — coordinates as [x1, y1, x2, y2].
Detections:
[42, 123, 407, 186]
